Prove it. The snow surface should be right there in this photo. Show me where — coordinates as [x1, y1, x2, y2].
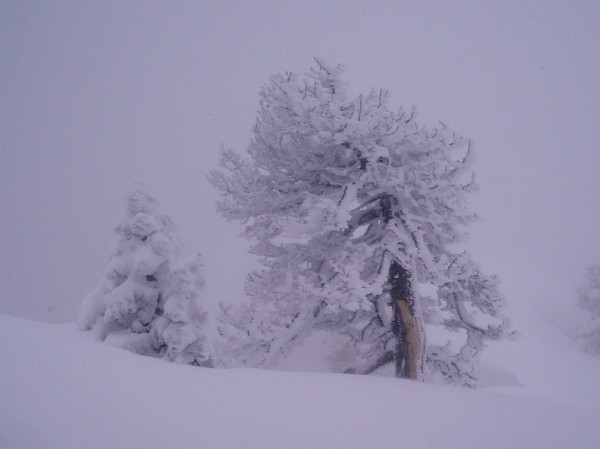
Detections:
[2, 3, 599, 446]
[2, 312, 599, 449]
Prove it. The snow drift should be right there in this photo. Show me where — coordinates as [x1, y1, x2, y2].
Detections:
[1, 313, 599, 449]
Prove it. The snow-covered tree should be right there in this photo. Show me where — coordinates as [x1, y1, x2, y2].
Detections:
[78, 183, 213, 367]
[211, 60, 509, 385]
[578, 264, 600, 355]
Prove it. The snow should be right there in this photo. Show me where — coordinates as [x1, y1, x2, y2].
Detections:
[2, 312, 600, 449]
[1, 2, 599, 447]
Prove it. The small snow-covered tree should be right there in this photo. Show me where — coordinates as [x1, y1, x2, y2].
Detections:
[78, 183, 213, 367]
[211, 60, 509, 385]
[578, 265, 600, 355]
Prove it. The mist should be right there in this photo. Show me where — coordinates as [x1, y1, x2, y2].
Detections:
[1, 0, 599, 334]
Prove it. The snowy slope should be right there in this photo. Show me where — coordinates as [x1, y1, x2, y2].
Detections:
[1, 313, 599, 449]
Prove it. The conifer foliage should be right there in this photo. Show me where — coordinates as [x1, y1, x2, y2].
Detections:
[211, 60, 509, 385]
[78, 183, 212, 366]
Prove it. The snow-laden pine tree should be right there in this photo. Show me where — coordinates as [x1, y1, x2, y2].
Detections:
[578, 264, 600, 355]
[78, 183, 213, 366]
[211, 60, 509, 385]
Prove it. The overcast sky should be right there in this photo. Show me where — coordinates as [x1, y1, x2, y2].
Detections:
[1, 1, 599, 330]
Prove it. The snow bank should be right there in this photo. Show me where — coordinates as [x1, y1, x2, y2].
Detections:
[1, 313, 599, 449]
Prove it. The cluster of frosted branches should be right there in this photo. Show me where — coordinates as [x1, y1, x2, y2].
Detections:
[212, 60, 509, 385]
[78, 183, 213, 366]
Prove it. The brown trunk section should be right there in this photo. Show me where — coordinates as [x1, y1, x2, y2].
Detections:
[389, 260, 422, 380]
[394, 298, 422, 379]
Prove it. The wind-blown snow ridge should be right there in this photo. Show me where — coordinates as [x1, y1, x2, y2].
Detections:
[1, 313, 599, 449]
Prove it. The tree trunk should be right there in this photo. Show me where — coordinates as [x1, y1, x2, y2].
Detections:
[389, 260, 423, 380]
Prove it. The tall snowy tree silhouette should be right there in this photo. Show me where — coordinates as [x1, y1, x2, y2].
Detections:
[78, 183, 213, 366]
[578, 264, 600, 355]
[212, 60, 509, 385]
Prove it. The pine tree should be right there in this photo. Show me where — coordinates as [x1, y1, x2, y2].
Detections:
[78, 183, 213, 366]
[578, 264, 600, 355]
[211, 60, 509, 385]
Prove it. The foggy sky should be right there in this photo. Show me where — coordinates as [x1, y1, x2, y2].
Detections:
[1, 0, 599, 329]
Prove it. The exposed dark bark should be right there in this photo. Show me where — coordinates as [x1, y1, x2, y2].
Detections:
[389, 260, 422, 380]
[363, 350, 394, 375]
